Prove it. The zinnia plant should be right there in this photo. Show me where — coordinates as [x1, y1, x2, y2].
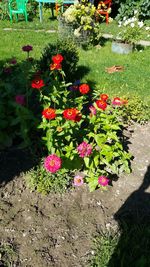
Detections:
[36, 53, 131, 192]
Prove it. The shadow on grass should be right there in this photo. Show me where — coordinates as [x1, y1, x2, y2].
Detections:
[108, 165, 150, 267]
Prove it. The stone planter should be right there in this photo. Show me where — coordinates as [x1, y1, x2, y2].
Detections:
[111, 41, 133, 54]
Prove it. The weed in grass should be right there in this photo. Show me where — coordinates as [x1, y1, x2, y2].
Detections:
[0, 241, 19, 267]
[90, 223, 150, 267]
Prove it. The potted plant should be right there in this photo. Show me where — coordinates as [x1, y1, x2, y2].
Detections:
[58, 0, 97, 45]
[112, 14, 144, 54]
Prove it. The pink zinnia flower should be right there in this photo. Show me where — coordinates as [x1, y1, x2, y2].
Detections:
[15, 95, 25, 106]
[77, 141, 92, 158]
[98, 176, 109, 186]
[89, 105, 97, 116]
[44, 154, 62, 173]
[73, 175, 84, 186]
[112, 97, 122, 106]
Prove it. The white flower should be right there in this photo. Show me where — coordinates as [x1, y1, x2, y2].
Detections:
[134, 10, 138, 15]
[74, 27, 81, 37]
[130, 23, 135, 28]
[123, 17, 126, 21]
[138, 21, 144, 28]
[145, 26, 150, 31]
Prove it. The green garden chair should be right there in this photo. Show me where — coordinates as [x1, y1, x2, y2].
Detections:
[9, 0, 28, 22]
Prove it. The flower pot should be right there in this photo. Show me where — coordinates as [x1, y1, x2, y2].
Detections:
[111, 41, 133, 54]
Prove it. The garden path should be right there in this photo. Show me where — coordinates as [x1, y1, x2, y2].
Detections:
[0, 122, 150, 266]
[2, 28, 150, 46]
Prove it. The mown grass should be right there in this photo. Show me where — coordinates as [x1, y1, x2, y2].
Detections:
[79, 43, 150, 101]
[1, 20, 150, 101]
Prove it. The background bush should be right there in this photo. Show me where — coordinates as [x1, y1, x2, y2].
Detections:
[0, 0, 38, 21]
[116, 0, 150, 21]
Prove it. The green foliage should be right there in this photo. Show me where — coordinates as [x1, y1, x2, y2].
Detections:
[0, 0, 9, 20]
[85, 102, 132, 192]
[90, 223, 150, 267]
[26, 162, 73, 194]
[90, 232, 119, 267]
[37, 53, 131, 192]
[0, 242, 18, 267]
[0, 54, 37, 149]
[27, 0, 38, 19]
[116, 0, 150, 21]
[117, 16, 144, 44]
[38, 39, 79, 81]
[122, 94, 150, 123]
[0, 0, 38, 21]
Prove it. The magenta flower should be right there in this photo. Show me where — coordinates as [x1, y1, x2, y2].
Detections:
[15, 95, 25, 106]
[98, 176, 109, 186]
[9, 58, 17, 65]
[3, 67, 12, 74]
[73, 175, 84, 186]
[22, 45, 33, 52]
[112, 97, 122, 106]
[44, 154, 62, 173]
[89, 105, 97, 116]
[77, 141, 92, 158]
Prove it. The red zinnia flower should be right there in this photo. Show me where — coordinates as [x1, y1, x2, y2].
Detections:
[52, 54, 64, 64]
[79, 84, 90, 95]
[50, 63, 62, 70]
[100, 94, 108, 101]
[31, 77, 45, 89]
[96, 99, 107, 110]
[42, 108, 56, 120]
[63, 108, 81, 121]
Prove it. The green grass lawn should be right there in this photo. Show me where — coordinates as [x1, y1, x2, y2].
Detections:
[0, 21, 150, 102]
[79, 43, 150, 100]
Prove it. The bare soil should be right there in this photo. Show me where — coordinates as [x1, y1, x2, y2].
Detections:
[0, 122, 150, 267]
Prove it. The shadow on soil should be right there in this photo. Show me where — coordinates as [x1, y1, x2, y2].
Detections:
[108, 165, 150, 267]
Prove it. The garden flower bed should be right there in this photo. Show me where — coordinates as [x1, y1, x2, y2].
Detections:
[0, 37, 150, 266]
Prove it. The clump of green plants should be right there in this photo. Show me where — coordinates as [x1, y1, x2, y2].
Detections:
[121, 94, 150, 124]
[26, 163, 74, 194]
[0, 242, 19, 267]
[90, 223, 150, 267]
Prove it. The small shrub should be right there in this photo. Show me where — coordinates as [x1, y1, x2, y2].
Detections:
[121, 94, 150, 124]
[37, 39, 79, 81]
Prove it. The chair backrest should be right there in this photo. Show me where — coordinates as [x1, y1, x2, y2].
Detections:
[16, 0, 28, 10]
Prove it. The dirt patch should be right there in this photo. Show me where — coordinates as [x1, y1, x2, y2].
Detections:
[0, 123, 150, 267]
